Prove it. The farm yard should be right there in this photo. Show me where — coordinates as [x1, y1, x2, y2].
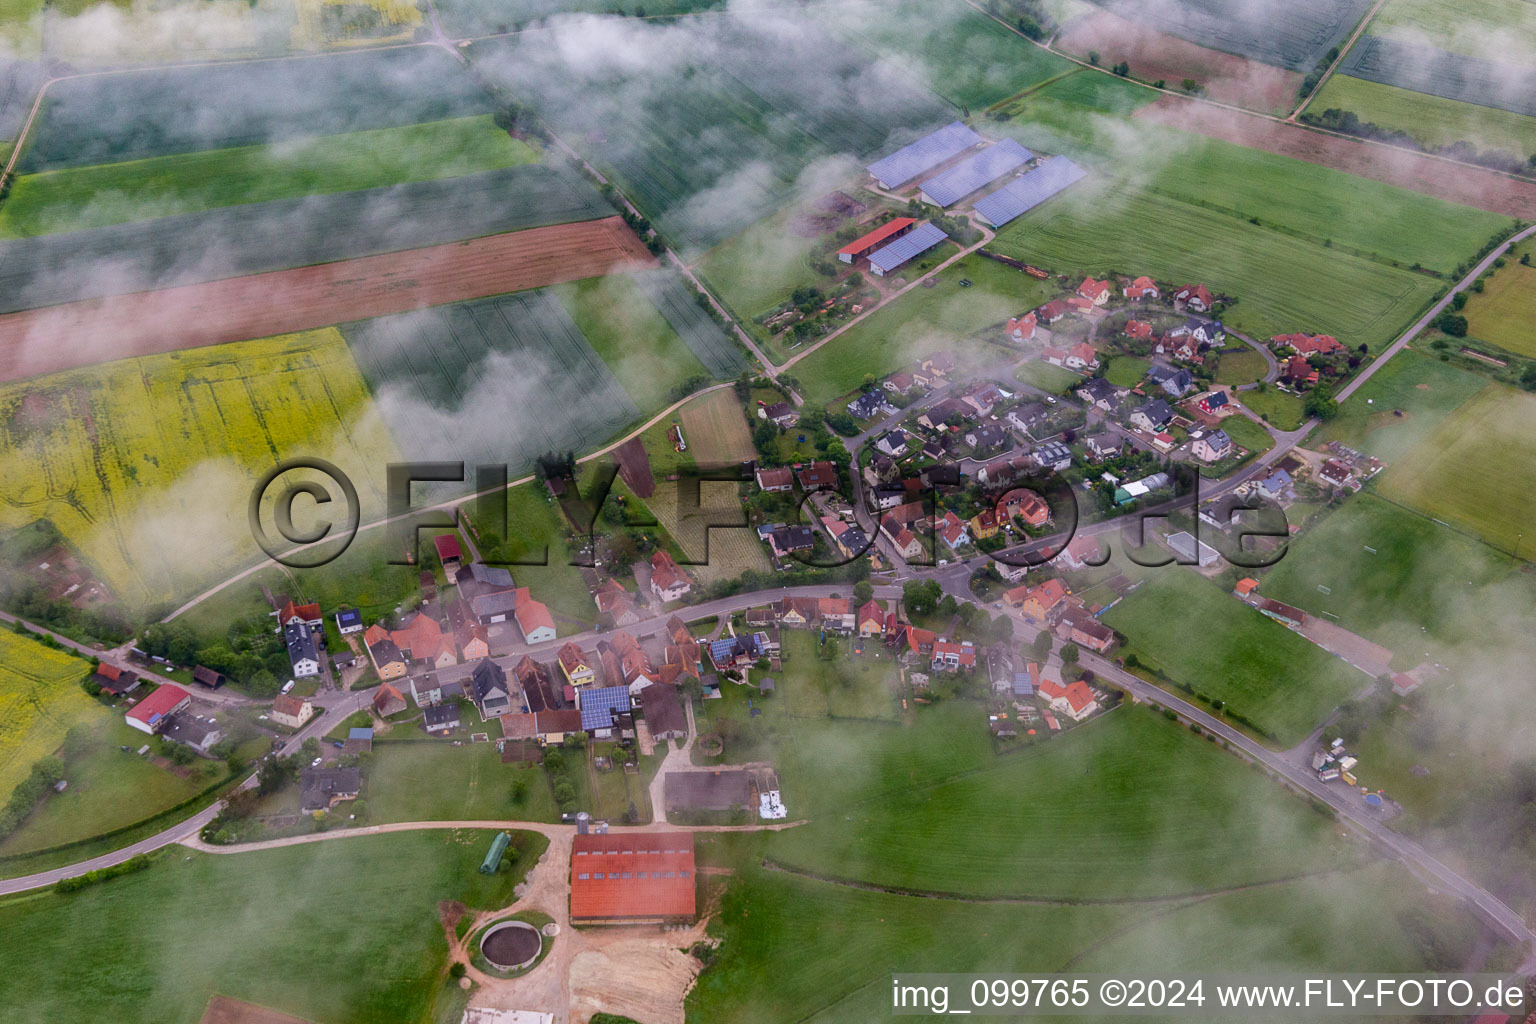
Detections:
[469, 9, 953, 248]
[990, 181, 1446, 355]
[345, 288, 639, 478]
[18, 46, 490, 172]
[1462, 256, 1536, 359]
[0, 217, 653, 383]
[1133, 97, 1536, 220]
[1306, 75, 1536, 160]
[0, 116, 542, 238]
[1374, 385, 1536, 554]
[1083, 0, 1374, 72]
[0, 829, 543, 1024]
[0, 163, 612, 314]
[1054, 9, 1303, 113]
[0, 328, 396, 611]
[0, 631, 92, 800]
[1101, 570, 1366, 744]
[792, 254, 1055, 406]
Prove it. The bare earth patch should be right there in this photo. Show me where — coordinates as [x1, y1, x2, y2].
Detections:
[199, 996, 313, 1024]
[1057, 11, 1302, 113]
[1135, 96, 1536, 219]
[568, 939, 704, 1024]
[0, 217, 654, 382]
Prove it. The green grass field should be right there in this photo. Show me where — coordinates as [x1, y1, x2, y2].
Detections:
[1102, 353, 1148, 387]
[552, 273, 710, 415]
[991, 182, 1446, 355]
[1256, 493, 1533, 662]
[1375, 385, 1536, 553]
[0, 328, 396, 613]
[1236, 387, 1307, 430]
[0, 116, 539, 238]
[1102, 570, 1367, 743]
[1371, 0, 1536, 68]
[339, 740, 560, 824]
[1310, 75, 1536, 159]
[1214, 347, 1269, 385]
[0, 828, 544, 1023]
[1014, 359, 1084, 394]
[0, 631, 93, 800]
[1218, 414, 1275, 460]
[792, 254, 1053, 405]
[1463, 259, 1536, 359]
[1314, 348, 1489, 460]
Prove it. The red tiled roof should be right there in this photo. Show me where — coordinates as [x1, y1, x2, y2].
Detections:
[650, 551, 690, 591]
[514, 588, 555, 635]
[837, 217, 917, 257]
[126, 684, 189, 725]
[1063, 680, 1094, 712]
[1124, 319, 1152, 339]
[570, 832, 697, 921]
[433, 534, 461, 561]
[281, 600, 321, 623]
[272, 693, 308, 718]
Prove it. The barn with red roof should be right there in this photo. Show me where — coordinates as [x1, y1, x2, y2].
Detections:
[837, 217, 916, 264]
[570, 832, 697, 925]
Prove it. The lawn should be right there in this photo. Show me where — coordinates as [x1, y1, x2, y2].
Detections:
[1310, 74, 1536, 159]
[0, 631, 94, 799]
[761, 704, 1354, 896]
[792, 254, 1054, 406]
[1375, 385, 1536, 554]
[1014, 359, 1084, 394]
[990, 181, 1446, 355]
[1236, 386, 1307, 430]
[473, 481, 596, 632]
[0, 328, 397, 612]
[0, 828, 545, 1024]
[1314, 347, 1489, 461]
[1463, 258, 1536, 359]
[1102, 353, 1148, 387]
[0, 116, 540, 237]
[551, 273, 710, 416]
[1217, 413, 1275, 460]
[1214, 346, 1269, 385]
[1101, 570, 1368, 744]
[773, 631, 901, 721]
[363, 740, 561, 824]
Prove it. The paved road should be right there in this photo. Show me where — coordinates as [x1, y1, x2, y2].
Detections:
[1338, 222, 1536, 401]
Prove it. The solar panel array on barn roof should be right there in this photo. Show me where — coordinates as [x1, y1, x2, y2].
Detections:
[867, 221, 948, 275]
[918, 138, 1033, 208]
[578, 685, 632, 731]
[866, 121, 982, 188]
[973, 156, 1088, 227]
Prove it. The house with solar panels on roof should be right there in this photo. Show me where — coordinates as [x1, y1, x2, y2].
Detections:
[866, 120, 982, 189]
[578, 685, 633, 739]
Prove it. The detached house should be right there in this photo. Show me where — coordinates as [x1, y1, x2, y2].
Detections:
[471, 660, 513, 718]
[271, 693, 314, 729]
[285, 621, 321, 679]
[1022, 578, 1069, 623]
[1077, 277, 1112, 306]
[754, 465, 794, 492]
[849, 390, 894, 420]
[391, 612, 457, 671]
[363, 625, 407, 681]
[857, 600, 886, 636]
[1123, 276, 1159, 301]
[1174, 283, 1214, 312]
[1065, 343, 1100, 371]
[649, 551, 692, 602]
[557, 641, 597, 688]
[1007, 311, 1037, 342]
[1040, 678, 1097, 721]
[1192, 429, 1235, 463]
[759, 401, 797, 427]
[938, 511, 970, 550]
[1130, 399, 1175, 433]
[876, 430, 909, 457]
[278, 600, 323, 628]
[1123, 319, 1153, 340]
[931, 640, 977, 672]
[513, 588, 557, 644]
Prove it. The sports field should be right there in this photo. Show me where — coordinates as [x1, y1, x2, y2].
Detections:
[552, 274, 710, 415]
[346, 288, 638, 478]
[792, 255, 1055, 405]
[0, 329, 395, 611]
[20, 46, 489, 172]
[0, 116, 540, 238]
[1309, 75, 1536, 159]
[1375, 386, 1536, 553]
[1101, 570, 1367, 743]
[0, 829, 544, 1023]
[1315, 348, 1488, 460]
[1463, 259, 1536, 358]
[0, 631, 92, 800]
[991, 182, 1443, 354]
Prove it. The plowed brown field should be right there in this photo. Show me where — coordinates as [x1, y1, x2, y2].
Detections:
[0, 216, 653, 382]
[1136, 95, 1536, 219]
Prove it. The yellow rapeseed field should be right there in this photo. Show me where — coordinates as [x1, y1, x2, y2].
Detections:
[0, 630, 95, 800]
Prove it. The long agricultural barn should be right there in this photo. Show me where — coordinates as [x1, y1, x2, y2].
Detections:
[973, 157, 1089, 228]
[569, 832, 697, 925]
[837, 217, 916, 264]
[918, 138, 1033, 208]
[866, 120, 983, 189]
[867, 221, 948, 277]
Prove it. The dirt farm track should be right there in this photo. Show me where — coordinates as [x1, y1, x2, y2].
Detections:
[0, 217, 654, 382]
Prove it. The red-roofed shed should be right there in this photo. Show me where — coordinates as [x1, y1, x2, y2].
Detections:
[570, 832, 697, 924]
[837, 217, 916, 261]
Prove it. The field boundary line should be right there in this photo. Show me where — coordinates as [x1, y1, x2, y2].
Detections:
[1289, 0, 1390, 120]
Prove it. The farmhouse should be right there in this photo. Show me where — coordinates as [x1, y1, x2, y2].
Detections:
[639, 683, 688, 741]
[91, 662, 140, 697]
[270, 693, 313, 729]
[649, 551, 692, 602]
[836, 217, 916, 263]
[570, 832, 697, 925]
[1123, 276, 1159, 301]
[300, 766, 361, 814]
[285, 621, 321, 679]
[1174, 283, 1214, 312]
[125, 684, 192, 735]
[390, 613, 456, 670]
[578, 685, 633, 737]
[278, 600, 323, 628]
[446, 600, 491, 661]
[1192, 429, 1235, 463]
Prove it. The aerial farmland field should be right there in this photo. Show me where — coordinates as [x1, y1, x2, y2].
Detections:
[0, 116, 542, 238]
[0, 631, 92, 800]
[1314, 347, 1488, 460]
[630, 270, 750, 379]
[1101, 569, 1367, 744]
[0, 328, 396, 611]
[19, 46, 490, 172]
[344, 288, 639, 477]
[990, 181, 1444, 353]
[1307, 75, 1536, 159]
[1339, 35, 1536, 117]
[1462, 257, 1536, 359]
[1368, 0, 1536, 70]
[1084, 0, 1374, 72]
